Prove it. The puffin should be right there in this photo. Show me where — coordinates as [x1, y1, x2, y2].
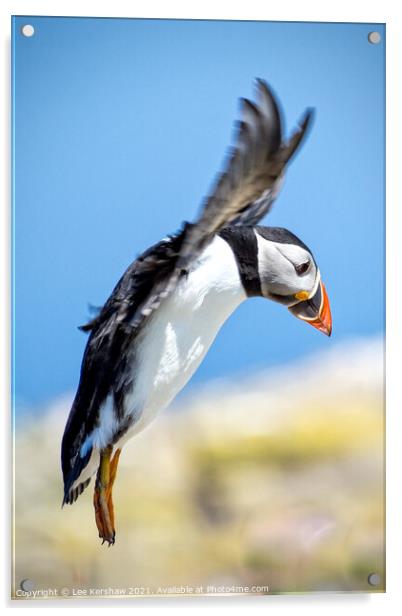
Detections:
[61, 80, 332, 545]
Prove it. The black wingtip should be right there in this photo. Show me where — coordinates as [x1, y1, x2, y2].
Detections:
[253, 78, 282, 153]
[78, 321, 95, 333]
[301, 107, 315, 131]
[296, 106, 316, 147]
[240, 96, 260, 116]
[78, 324, 90, 332]
[280, 105, 315, 165]
[255, 77, 270, 95]
[254, 78, 279, 110]
[256, 78, 315, 136]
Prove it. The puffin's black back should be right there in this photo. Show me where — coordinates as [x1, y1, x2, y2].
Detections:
[61, 229, 187, 504]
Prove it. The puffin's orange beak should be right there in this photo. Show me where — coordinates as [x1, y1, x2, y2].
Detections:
[288, 280, 332, 337]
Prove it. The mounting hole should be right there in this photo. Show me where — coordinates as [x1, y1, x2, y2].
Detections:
[20, 578, 34, 591]
[368, 31, 381, 45]
[21, 24, 35, 38]
[367, 572, 381, 587]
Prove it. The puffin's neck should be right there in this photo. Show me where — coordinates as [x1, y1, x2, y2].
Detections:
[219, 227, 262, 297]
[173, 234, 248, 323]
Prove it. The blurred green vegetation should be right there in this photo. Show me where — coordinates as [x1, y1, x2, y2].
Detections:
[13, 341, 385, 598]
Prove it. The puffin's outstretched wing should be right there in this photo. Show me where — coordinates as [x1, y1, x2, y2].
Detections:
[180, 79, 313, 257]
[130, 79, 313, 329]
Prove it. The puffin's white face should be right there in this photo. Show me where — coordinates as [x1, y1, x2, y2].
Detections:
[255, 229, 332, 336]
[256, 234, 319, 304]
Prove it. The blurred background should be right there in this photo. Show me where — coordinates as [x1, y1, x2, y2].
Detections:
[14, 337, 384, 595]
[12, 17, 385, 597]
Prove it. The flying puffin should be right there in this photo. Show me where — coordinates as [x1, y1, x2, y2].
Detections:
[61, 80, 332, 545]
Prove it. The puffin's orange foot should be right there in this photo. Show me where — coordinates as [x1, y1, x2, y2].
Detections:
[93, 446, 121, 546]
[93, 482, 115, 546]
[105, 448, 121, 534]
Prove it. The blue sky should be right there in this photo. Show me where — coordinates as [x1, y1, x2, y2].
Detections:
[12, 17, 385, 409]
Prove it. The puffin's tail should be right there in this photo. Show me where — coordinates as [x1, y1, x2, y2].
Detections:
[61, 447, 94, 506]
[61, 400, 98, 506]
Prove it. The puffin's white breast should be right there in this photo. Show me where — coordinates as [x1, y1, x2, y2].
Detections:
[76, 235, 245, 483]
[117, 234, 246, 445]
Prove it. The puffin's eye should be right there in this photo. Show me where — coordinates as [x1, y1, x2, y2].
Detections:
[295, 261, 310, 276]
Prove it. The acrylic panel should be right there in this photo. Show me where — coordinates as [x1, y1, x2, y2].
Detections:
[12, 16, 385, 599]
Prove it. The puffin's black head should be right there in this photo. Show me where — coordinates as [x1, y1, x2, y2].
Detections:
[220, 225, 332, 336]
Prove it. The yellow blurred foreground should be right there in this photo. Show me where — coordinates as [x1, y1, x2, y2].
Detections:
[13, 337, 384, 598]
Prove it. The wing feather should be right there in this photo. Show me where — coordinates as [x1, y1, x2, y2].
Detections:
[176, 79, 314, 270]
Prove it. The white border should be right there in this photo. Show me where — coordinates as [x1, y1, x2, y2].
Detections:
[1, 1, 400, 613]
